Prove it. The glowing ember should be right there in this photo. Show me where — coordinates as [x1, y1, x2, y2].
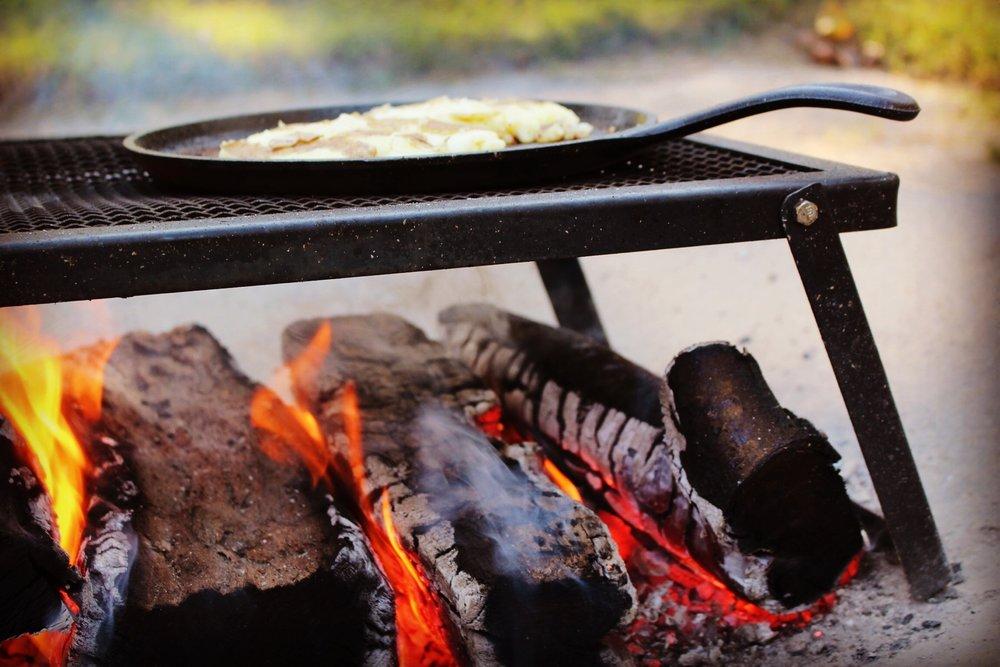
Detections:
[597, 510, 640, 564]
[251, 325, 458, 667]
[473, 404, 505, 439]
[0, 307, 117, 666]
[535, 446, 858, 631]
[0, 630, 71, 666]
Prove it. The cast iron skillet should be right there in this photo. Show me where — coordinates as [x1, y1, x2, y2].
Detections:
[124, 83, 919, 194]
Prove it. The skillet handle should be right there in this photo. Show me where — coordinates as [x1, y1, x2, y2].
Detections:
[624, 83, 920, 142]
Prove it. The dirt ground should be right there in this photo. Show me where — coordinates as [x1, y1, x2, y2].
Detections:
[9, 38, 998, 664]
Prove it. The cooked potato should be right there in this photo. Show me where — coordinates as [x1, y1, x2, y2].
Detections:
[219, 97, 592, 160]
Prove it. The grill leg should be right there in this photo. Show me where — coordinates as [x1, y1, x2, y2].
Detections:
[536, 258, 609, 345]
[782, 190, 950, 600]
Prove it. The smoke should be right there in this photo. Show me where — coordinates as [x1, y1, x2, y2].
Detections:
[410, 406, 635, 663]
[410, 406, 561, 578]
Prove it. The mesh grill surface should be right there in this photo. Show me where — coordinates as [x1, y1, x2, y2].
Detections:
[0, 137, 808, 234]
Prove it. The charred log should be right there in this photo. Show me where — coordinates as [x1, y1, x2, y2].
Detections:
[68, 433, 138, 666]
[440, 305, 864, 607]
[81, 326, 395, 666]
[437, 304, 768, 600]
[664, 343, 862, 607]
[284, 314, 636, 665]
[0, 422, 79, 642]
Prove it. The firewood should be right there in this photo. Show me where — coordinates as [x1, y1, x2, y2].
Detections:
[284, 314, 636, 665]
[68, 433, 138, 665]
[0, 423, 79, 642]
[438, 304, 768, 599]
[664, 343, 861, 606]
[440, 305, 859, 606]
[77, 325, 395, 666]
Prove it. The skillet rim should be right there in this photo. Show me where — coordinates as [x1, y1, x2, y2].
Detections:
[121, 100, 659, 168]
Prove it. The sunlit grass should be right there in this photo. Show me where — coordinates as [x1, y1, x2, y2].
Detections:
[0, 16, 62, 76]
[150, 0, 320, 58]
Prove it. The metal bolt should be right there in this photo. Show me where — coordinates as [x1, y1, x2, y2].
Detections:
[795, 199, 820, 226]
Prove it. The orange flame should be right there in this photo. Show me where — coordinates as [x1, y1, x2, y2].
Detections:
[342, 385, 457, 667]
[287, 320, 332, 408]
[542, 459, 582, 502]
[0, 307, 117, 666]
[0, 309, 113, 561]
[251, 322, 332, 486]
[251, 324, 458, 666]
[251, 386, 329, 485]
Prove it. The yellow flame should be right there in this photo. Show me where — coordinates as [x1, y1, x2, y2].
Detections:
[0, 311, 92, 560]
[542, 458, 583, 501]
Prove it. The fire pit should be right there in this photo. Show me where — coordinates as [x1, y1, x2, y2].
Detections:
[0, 133, 950, 664]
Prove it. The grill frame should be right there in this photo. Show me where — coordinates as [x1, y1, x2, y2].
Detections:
[0, 130, 951, 603]
[0, 135, 894, 306]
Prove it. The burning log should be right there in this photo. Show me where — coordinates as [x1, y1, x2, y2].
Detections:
[284, 314, 637, 665]
[664, 343, 862, 606]
[77, 325, 395, 665]
[67, 432, 137, 665]
[439, 305, 861, 607]
[0, 424, 79, 642]
[438, 304, 763, 599]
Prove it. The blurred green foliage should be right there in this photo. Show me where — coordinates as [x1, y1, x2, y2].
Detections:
[845, 0, 999, 88]
[0, 0, 996, 90]
[0, 0, 791, 78]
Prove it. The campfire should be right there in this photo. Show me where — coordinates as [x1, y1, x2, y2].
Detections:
[1, 305, 881, 665]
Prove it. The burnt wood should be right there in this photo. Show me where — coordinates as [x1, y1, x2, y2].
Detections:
[284, 314, 636, 665]
[69, 433, 139, 665]
[439, 305, 863, 607]
[82, 326, 395, 666]
[0, 423, 79, 642]
[664, 343, 862, 607]
[438, 304, 771, 602]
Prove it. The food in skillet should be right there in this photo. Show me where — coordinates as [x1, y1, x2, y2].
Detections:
[218, 97, 593, 160]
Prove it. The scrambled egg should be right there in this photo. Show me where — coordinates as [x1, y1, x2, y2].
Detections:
[218, 97, 593, 160]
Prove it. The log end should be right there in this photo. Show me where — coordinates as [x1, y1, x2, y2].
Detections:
[665, 342, 862, 606]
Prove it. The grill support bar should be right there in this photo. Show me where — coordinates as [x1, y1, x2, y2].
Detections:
[534, 184, 951, 601]
[781, 185, 950, 600]
[536, 258, 609, 346]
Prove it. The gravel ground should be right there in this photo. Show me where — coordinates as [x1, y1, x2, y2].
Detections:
[8, 38, 998, 665]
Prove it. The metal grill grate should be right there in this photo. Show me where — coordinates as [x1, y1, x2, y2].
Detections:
[0, 136, 809, 234]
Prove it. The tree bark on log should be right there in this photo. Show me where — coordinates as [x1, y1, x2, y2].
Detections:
[664, 343, 861, 606]
[440, 305, 859, 607]
[284, 314, 636, 666]
[78, 325, 395, 666]
[0, 422, 78, 642]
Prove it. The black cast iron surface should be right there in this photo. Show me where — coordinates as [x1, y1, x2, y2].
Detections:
[120, 84, 918, 194]
[0, 135, 897, 306]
